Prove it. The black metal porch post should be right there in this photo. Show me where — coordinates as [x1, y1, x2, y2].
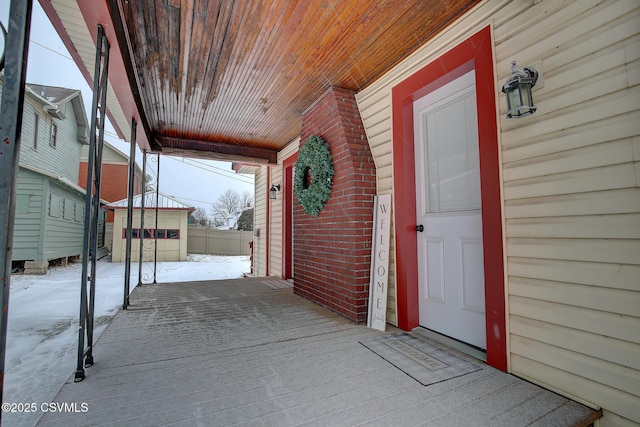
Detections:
[85, 29, 109, 368]
[0, 0, 32, 410]
[137, 149, 147, 286]
[123, 118, 137, 309]
[153, 154, 160, 283]
[76, 24, 109, 383]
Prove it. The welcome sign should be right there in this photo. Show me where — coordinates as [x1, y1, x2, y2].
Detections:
[367, 194, 392, 331]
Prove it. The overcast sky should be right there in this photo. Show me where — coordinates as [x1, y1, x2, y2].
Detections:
[0, 1, 255, 212]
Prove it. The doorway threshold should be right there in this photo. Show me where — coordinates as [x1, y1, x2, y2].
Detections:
[412, 327, 487, 363]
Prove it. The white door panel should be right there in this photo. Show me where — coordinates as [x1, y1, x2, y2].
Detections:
[414, 70, 486, 349]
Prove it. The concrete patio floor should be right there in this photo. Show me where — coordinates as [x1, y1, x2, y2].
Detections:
[39, 278, 600, 426]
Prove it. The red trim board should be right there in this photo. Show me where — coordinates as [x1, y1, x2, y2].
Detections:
[282, 152, 298, 279]
[391, 26, 507, 371]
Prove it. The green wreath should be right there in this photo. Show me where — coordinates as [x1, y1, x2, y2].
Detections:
[294, 135, 334, 216]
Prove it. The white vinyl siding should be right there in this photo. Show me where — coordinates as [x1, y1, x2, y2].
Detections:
[81, 141, 130, 165]
[42, 0, 131, 144]
[356, 0, 640, 425]
[277, 137, 300, 164]
[20, 97, 84, 184]
[267, 137, 301, 278]
[269, 165, 283, 278]
[253, 167, 268, 277]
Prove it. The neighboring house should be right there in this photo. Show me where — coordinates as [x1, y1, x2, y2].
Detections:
[105, 193, 194, 262]
[0, 76, 98, 274]
[78, 140, 143, 250]
[245, 2, 640, 426]
[215, 208, 243, 230]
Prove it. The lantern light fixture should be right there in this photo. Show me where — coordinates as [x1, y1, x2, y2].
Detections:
[502, 60, 539, 119]
[269, 184, 281, 200]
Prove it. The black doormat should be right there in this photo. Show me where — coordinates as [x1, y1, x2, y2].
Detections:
[360, 333, 482, 386]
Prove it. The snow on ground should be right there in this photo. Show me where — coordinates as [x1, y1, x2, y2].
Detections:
[3, 255, 250, 427]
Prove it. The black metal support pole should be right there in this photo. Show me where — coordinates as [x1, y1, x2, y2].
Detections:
[153, 154, 160, 284]
[85, 43, 109, 367]
[76, 24, 109, 383]
[137, 149, 147, 286]
[123, 119, 137, 309]
[0, 0, 32, 410]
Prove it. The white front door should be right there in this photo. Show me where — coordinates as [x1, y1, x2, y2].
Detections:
[413, 70, 486, 349]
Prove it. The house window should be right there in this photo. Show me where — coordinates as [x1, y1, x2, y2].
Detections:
[16, 194, 30, 215]
[50, 123, 57, 148]
[122, 228, 180, 239]
[49, 194, 62, 217]
[63, 199, 74, 220]
[33, 113, 40, 150]
[126, 228, 140, 239]
[74, 203, 84, 222]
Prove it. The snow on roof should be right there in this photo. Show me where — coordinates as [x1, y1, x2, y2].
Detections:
[106, 192, 194, 212]
[26, 83, 80, 105]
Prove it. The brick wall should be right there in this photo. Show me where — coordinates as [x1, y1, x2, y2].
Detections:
[293, 87, 376, 323]
[78, 162, 142, 222]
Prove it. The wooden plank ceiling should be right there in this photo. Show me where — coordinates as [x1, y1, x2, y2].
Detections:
[109, 0, 479, 163]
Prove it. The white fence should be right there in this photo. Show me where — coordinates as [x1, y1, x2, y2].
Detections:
[187, 226, 253, 256]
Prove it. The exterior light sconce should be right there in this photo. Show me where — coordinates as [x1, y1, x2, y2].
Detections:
[502, 60, 539, 118]
[269, 184, 281, 200]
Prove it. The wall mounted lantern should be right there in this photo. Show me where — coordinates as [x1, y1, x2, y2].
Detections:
[269, 184, 281, 200]
[502, 60, 539, 118]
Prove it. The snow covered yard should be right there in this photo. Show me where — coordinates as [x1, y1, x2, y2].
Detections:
[3, 255, 250, 427]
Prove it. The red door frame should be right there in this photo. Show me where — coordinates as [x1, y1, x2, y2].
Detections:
[282, 152, 298, 279]
[391, 26, 507, 371]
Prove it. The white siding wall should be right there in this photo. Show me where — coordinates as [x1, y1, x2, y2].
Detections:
[266, 137, 301, 278]
[82, 142, 127, 164]
[253, 167, 268, 277]
[20, 98, 83, 184]
[277, 138, 300, 163]
[105, 222, 113, 250]
[356, 1, 640, 425]
[269, 165, 283, 278]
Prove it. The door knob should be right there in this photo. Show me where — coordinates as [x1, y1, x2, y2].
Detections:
[416, 224, 424, 232]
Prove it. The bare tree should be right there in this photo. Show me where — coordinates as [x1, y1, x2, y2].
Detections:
[210, 189, 242, 228]
[191, 207, 210, 227]
[240, 191, 254, 208]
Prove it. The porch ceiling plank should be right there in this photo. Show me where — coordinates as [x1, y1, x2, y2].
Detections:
[43, 0, 481, 161]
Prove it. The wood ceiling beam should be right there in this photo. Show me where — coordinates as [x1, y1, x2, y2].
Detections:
[155, 135, 278, 164]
